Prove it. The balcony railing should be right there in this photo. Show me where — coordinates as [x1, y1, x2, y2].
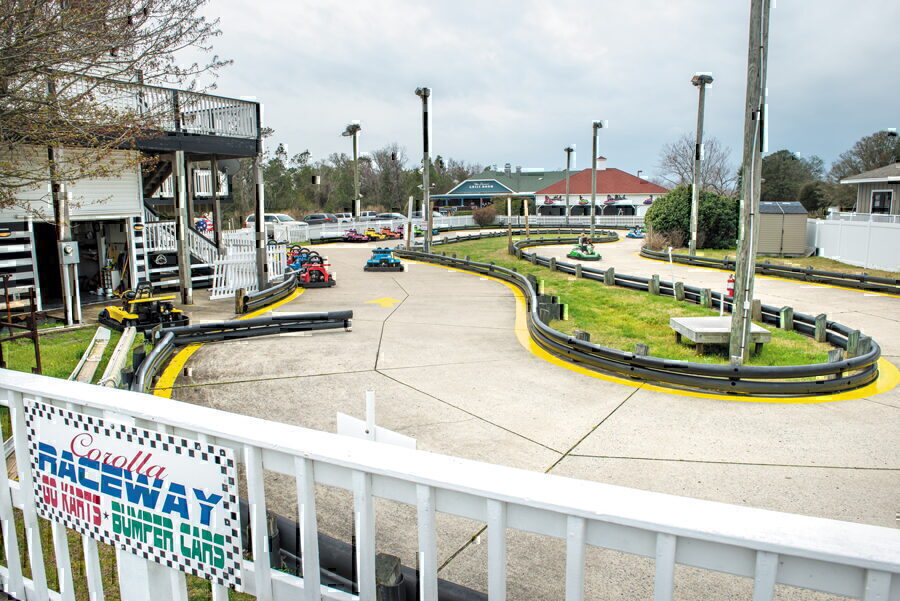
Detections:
[59, 73, 260, 140]
[0, 369, 897, 601]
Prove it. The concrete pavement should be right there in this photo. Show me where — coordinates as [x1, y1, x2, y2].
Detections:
[166, 236, 899, 600]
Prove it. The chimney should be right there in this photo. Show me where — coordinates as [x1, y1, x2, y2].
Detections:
[516, 165, 522, 175]
[595, 156, 607, 171]
[504, 163, 512, 176]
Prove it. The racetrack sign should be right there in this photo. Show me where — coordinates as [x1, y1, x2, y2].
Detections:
[25, 400, 243, 590]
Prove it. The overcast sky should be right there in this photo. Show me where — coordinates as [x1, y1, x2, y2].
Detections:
[197, 0, 899, 178]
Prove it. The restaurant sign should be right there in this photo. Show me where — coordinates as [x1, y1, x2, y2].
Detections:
[25, 400, 243, 590]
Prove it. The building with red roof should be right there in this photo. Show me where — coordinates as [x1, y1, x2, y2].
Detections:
[534, 157, 668, 216]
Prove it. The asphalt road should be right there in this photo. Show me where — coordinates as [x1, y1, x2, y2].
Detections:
[167, 236, 899, 600]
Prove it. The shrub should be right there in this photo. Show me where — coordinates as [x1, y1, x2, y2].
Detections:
[644, 185, 738, 249]
[643, 231, 669, 251]
[473, 205, 497, 226]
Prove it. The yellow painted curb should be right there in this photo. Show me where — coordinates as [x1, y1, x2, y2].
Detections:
[152, 288, 305, 398]
[638, 252, 900, 299]
[406, 259, 899, 404]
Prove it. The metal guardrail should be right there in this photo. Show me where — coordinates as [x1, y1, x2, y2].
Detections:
[131, 311, 353, 393]
[395, 238, 881, 396]
[640, 248, 900, 295]
[238, 273, 299, 314]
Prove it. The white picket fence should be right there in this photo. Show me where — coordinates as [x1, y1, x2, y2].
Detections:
[0, 370, 897, 601]
[209, 244, 285, 300]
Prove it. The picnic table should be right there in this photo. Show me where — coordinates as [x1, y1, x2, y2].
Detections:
[669, 316, 771, 355]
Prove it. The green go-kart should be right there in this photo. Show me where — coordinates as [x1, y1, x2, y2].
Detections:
[567, 244, 601, 261]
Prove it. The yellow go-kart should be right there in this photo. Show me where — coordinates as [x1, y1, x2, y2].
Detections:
[98, 282, 189, 332]
[364, 228, 386, 241]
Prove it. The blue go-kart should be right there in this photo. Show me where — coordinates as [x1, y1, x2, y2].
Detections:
[364, 248, 404, 272]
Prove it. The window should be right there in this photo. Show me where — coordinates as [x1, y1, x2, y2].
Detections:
[871, 190, 893, 214]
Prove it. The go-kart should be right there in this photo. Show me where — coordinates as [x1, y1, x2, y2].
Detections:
[343, 229, 369, 243]
[567, 244, 601, 261]
[98, 282, 189, 332]
[380, 226, 403, 240]
[364, 248, 404, 272]
[413, 225, 440, 237]
[625, 228, 645, 239]
[288, 251, 336, 287]
[364, 228, 387, 241]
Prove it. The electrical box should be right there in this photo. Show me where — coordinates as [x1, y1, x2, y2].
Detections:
[59, 241, 80, 265]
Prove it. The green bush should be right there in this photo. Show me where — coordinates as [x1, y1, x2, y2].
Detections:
[645, 185, 738, 249]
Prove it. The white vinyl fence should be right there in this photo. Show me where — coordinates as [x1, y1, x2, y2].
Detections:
[209, 244, 285, 300]
[808, 215, 900, 271]
[0, 370, 897, 601]
[498, 215, 645, 228]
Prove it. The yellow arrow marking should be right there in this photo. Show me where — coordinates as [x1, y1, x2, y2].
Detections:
[366, 297, 402, 308]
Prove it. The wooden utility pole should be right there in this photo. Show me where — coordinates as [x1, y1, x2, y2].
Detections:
[729, 0, 771, 362]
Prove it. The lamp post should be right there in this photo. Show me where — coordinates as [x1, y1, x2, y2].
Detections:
[415, 86, 432, 253]
[564, 146, 574, 225]
[341, 121, 362, 218]
[590, 120, 605, 238]
[689, 73, 714, 256]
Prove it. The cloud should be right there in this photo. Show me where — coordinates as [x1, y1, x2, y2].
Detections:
[195, 0, 900, 178]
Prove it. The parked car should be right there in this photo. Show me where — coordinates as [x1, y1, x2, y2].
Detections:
[244, 213, 299, 228]
[301, 213, 338, 225]
[375, 212, 407, 220]
[358, 211, 378, 221]
[411, 211, 442, 219]
[335, 212, 354, 223]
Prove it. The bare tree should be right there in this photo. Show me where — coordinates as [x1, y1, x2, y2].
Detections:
[0, 0, 229, 210]
[655, 133, 737, 196]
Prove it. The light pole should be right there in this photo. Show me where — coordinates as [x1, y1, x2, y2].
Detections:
[689, 73, 713, 256]
[564, 146, 574, 225]
[415, 86, 433, 253]
[341, 121, 362, 218]
[590, 120, 605, 238]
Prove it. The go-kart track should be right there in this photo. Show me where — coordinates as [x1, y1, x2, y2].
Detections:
[160, 233, 899, 600]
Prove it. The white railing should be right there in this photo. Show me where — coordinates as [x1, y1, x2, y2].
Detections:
[0, 370, 897, 601]
[144, 221, 220, 265]
[826, 211, 900, 224]
[56, 72, 259, 139]
[498, 215, 645, 228]
[143, 221, 177, 252]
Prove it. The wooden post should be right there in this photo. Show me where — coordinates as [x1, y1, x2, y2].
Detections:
[635, 343, 649, 356]
[814, 314, 827, 342]
[751, 299, 762, 322]
[649, 274, 660, 295]
[575, 264, 582, 278]
[235, 288, 246, 314]
[779, 306, 793, 330]
[549, 257, 557, 272]
[574, 329, 591, 342]
[700, 288, 712, 308]
[828, 348, 844, 379]
[846, 330, 860, 357]
[604, 267, 615, 286]
[674, 281, 685, 301]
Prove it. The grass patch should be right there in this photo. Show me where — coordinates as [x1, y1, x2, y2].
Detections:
[445, 235, 831, 366]
[681, 248, 900, 279]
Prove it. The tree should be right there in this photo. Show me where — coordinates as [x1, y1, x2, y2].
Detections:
[644, 185, 739, 249]
[797, 181, 828, 215]
[0, 0, 228, 212]
[655, 134, 737, 197]
[760, 149, 823, 202]
[829, 131, 900, 181]
[826, 131, 900, 210]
